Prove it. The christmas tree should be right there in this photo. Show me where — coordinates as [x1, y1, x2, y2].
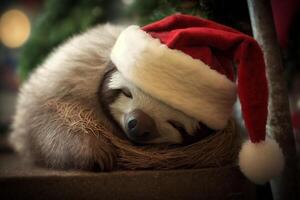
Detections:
[19, 0, 122, 80]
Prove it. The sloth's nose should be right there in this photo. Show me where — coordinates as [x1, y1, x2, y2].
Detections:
[125, 109, 156, 141]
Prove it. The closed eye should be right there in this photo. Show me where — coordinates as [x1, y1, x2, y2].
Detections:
[168, 120, 200, 145]
[167, 120, 187, 135]
[121, 88, 132, 98]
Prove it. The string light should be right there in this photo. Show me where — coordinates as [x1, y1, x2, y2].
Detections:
[0, 9, 31, 48]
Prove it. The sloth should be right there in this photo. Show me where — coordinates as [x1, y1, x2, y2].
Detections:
[9, 24, 213, 170]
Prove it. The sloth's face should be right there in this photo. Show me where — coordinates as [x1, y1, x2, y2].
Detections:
[100, 66, 213, 145]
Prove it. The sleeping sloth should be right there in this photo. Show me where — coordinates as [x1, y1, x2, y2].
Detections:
[9, 24, 213, 170]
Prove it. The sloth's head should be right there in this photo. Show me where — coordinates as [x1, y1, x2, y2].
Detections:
[99, 63, 214, 145]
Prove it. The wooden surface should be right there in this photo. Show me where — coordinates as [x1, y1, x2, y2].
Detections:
[0, 152, 256, 200]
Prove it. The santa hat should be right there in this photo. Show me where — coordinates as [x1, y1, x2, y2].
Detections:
[110, 14, 284, 184]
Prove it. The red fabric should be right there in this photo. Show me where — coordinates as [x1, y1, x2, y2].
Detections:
[292, 111, 300, 130]
[271, 0, 300, 48]
[143, 14, 269, 143]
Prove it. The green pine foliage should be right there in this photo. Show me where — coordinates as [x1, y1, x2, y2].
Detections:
[19, 0, 122, 80]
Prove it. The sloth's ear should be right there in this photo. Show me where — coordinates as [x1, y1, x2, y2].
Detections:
[99, 61, 120, 102]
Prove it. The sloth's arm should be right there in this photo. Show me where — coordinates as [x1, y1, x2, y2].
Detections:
[20, 99, 116, 171]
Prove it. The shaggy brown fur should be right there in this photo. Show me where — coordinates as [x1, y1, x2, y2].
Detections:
[47, 99, 240, 170]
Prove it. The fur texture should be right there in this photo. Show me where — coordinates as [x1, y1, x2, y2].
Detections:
[9, 24, 123, 170]
[107, 70, 200, 144]
[9, 24, 208, 170]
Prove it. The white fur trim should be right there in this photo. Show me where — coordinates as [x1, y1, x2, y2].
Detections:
[111, 25, 237, 129]
[238, 138, 284, 184]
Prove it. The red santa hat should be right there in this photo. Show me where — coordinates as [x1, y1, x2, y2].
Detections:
[110, 14, 284, 184]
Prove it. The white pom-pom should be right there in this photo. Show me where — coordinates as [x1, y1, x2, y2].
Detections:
[238, 138, 284, 184]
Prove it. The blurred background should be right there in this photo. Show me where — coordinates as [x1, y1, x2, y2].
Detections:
[0, 0, 299, 153]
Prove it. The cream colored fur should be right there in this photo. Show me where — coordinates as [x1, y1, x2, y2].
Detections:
[9, 24, 124, 169]
[108, 71, 200, 144]
[111, 25, 237, 130]
[9, 23, 201, 170]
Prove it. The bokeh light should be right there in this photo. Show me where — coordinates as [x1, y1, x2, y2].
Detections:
[0, 9, 31, 48]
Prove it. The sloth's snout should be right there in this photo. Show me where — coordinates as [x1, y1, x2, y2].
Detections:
[124, 109, 156, 143]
